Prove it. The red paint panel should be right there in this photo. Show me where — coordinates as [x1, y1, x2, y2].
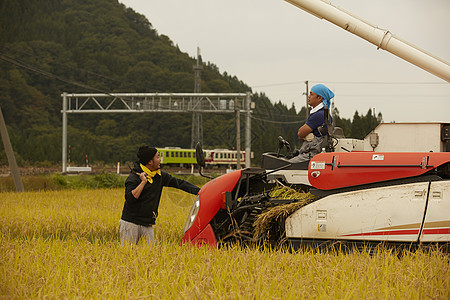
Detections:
[190, 224, 217, 248]
[181, 170, 241, 244]
[422, 228, 450, 235]
[309, 152, 450, 190]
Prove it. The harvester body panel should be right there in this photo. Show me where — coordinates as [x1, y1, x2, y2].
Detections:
[420, 180, 450, 242]
[308, 152, 450, 190]
[285, 182, 429, 242]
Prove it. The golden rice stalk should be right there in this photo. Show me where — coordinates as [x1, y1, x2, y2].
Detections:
[253, 187, 316, 239]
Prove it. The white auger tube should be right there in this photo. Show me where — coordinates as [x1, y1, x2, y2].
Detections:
[285, 0, 450, 82]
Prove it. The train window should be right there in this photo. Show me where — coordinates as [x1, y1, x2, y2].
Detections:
[170, 152, 174, 157]
[160, 152, 163, 157]
[176, 152, 179, 158]
[188, 152, 191, 158]
[184, 152, 187, 157]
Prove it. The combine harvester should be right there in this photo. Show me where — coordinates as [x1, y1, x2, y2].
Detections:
[180, 0, 450, 251]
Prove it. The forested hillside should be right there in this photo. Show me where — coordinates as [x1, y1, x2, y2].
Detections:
[0, 0, 381, 167]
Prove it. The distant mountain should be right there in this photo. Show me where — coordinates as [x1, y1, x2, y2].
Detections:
[0, 0, 379, 166]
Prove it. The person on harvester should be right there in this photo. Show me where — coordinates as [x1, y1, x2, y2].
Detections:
[289, 83, 335, 163]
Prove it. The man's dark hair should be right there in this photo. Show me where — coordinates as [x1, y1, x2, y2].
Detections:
[137, 146, 157, 165]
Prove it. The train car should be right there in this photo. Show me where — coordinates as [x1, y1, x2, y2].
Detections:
[204, 149, 248, 167]
[157, 147, 252, 168]
[157, 147, 197, 166]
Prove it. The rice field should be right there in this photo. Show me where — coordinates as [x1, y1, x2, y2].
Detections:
[1, 188, 449, 299]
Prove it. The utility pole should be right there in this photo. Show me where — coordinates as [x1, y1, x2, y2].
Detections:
[305, 80, 309, 118]
[245, 92, 251, 168]
[191, 47, 203, 148]
[236, 106, 240, 169]
[0, 107, 24, 192]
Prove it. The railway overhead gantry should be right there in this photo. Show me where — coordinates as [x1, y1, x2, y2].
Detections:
[61, 92, 252, 173]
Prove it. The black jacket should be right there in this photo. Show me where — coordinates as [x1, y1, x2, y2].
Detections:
[121, 162, 200, 226]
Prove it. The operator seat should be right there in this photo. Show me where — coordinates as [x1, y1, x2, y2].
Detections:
[260, 153, 310, 171]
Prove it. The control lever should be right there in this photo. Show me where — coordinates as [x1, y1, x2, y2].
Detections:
[277, 136, 293, 158]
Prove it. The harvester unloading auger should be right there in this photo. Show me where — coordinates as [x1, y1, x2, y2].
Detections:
[180, 0, 450, 251]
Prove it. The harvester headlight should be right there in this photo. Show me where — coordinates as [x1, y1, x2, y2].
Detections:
[183, 195, 200, 233]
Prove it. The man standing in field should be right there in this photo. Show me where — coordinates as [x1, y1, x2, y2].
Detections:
[119, 146, 200, 246]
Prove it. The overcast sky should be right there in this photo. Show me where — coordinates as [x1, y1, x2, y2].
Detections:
[119, 0, 449, 123]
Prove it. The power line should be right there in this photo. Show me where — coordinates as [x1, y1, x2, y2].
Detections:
[0, 52, 111, 94]
[252, 80, 447, 88]
[1, 46, 122, 84]
[338, 94, 449, 97]
[250, 115, 304, 124]
[252, 81, 305, 88]
[318, 81, 446, 85]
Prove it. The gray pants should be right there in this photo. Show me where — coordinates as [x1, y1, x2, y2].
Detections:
[119, 219, 155, 246]
[288, 136, 325, 163]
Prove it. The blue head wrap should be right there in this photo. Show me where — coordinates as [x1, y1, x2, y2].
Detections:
[311, 84, 335, 108]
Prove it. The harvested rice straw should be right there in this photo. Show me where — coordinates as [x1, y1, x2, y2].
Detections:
[253, 186, 317, 239]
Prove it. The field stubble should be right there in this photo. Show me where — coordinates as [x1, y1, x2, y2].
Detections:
[0, 188, 448, 299]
